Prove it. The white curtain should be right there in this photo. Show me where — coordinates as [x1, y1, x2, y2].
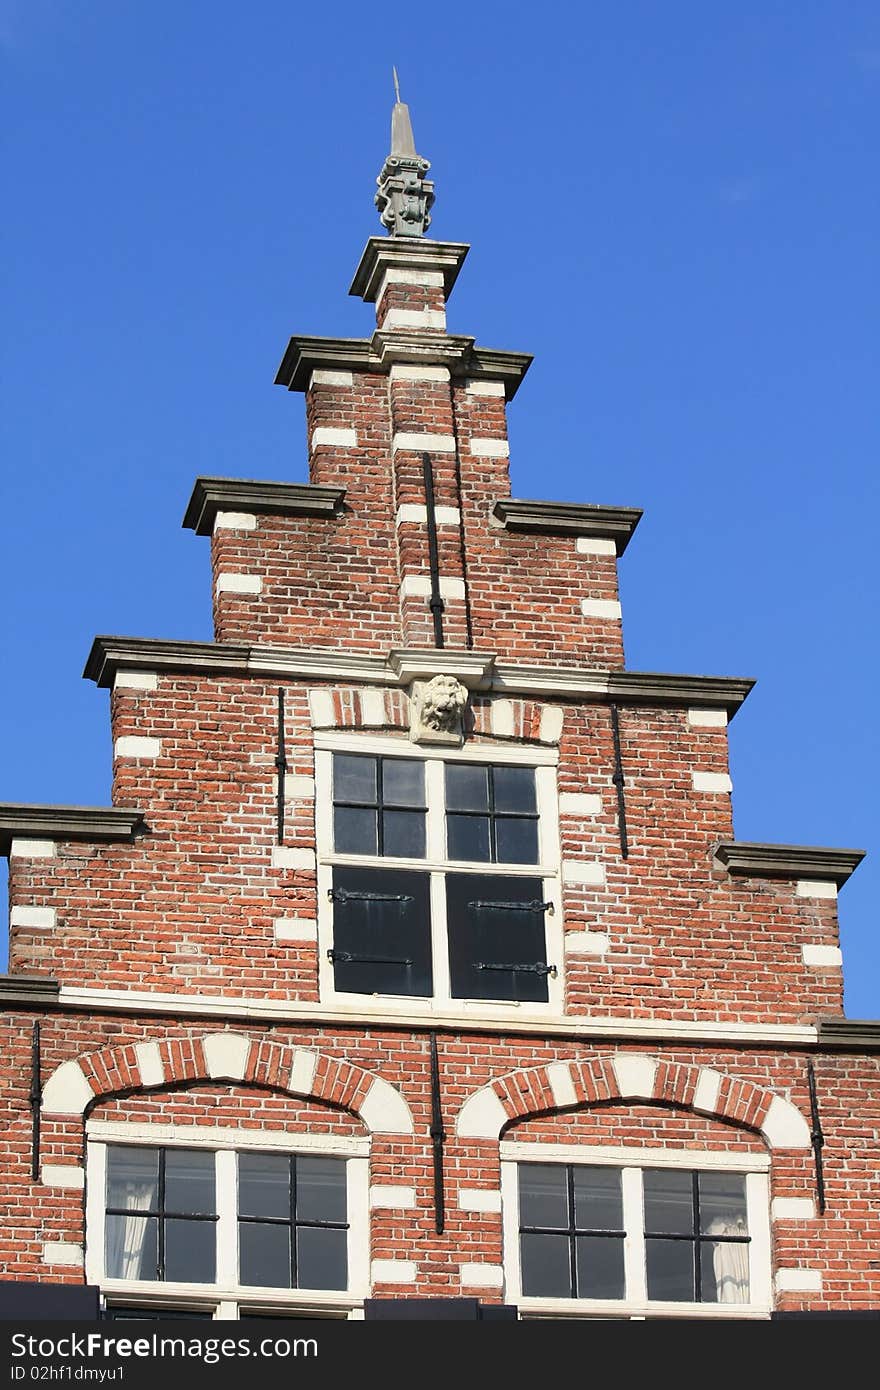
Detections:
[707, 1217, 749, 1303]
[106, 1186, 154, 1280]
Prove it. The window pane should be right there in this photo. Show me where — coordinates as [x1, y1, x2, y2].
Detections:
[646, 1237, 695, 1301]
[334, 806, 377, 855]
[492, 765, 537, 814]
[643, 1170, 694, 1235]
[520, 1233, 571, 1297]
[239, 1222, 291, 1288]
[495, 816, 539, 864]
[573, 1167, 622, 1232]
[296, 1157, 347, 1225]
[238, 1153, 290, 1220]
[519, 1164, 568, 1229]
[105, 1214, 158, 1281]
[698, 1173, 748, 1236]
[445, 763, 489, 811]
[575, 1235, 625, 1299]
[701, 1240, 750, 1304]
[382, 759, 424, 807]
[296, 1227, 347, 1291]
[164, 1218, 215, 1284]
[447, 814, 490, 861]
[333, 755, 376, 804]
[107, 1146, 159, 1212]
[164, 1150, 215, 1216]
[382, 809, 426, 859]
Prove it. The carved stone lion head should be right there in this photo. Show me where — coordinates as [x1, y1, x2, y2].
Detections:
[420, 674, 469, 732]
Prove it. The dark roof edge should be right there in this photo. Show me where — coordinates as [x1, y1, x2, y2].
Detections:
[274, 334, 532, 400]
[607, 671, 755, 717]
[715, 841, 866, 886]
[0, 806, 146, 856]
[183, 478, 345, 535]
[83, 637, 253, 687]
[817, 1018, 880, 1051]
[494, 499, 643, 554]
[0, 976, 61, 1008]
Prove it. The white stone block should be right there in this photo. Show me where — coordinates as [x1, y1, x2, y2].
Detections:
[360, 1077, 414, 1135]
[468, 437, 509, 458]
[271, 847, 316, 872]
[456, 1086, 507, 1139]
[288, 1048, 317, 1096]
[42, 1242, 83, 1268]
[215, 572, 262, 595]
[41, 1166, 84, 1190]
[308, 689, 336, 727]
[135, 1041, 165, 1089]
[613, 1054, 657, 1100]
[9, 840, 56, 859]
[203, 1032, 251, 1081]
[371, 1259, 417, 1284]
[10, 906, 56, 929]
[359, 689, 387, 726]
[761, 1095, 811, 1150]
[311, 426, 358, 447]
[400, 575, 466, 600]
[692, 1068, 722, 1115]
[115, 735, 162, 759]
[396, 503, 460, 526]
[460, 1263, 504, 1289]
[691, 771, 733, 793]
[580, 599, 623, 619]
[285, 774, 316, 800]
[559, 792, 602, 817]
[41, 1061, 94, 1116]
[392, 431, 456, 454]
[113, 671, 159, 691]
[273, 918, 318, 944]
[564, 931, 609, 956]
[369, 1185, 417, 1210]
[562, 860, 606, 887]
[576, 537, 617, 556]
[801, 945, 843, 968]
[687, 707, 728, 728]
[538, 706, 564, 743]
[546, 1061, 577, 1109]
[775, 1268, 822, 1294]
[381, 267, 445, 288]
[310, 369, 354, 387]
[383, 307, 446, 331]
[213, 512, 257, 532]
[458, 1188, 502, 1213]
[771, 1197, 816, 1221]
[796, 880, 838, 900]
[464, 378, 505, 396]
[490, 700, 515, 736]
[389, 364, 450, 381]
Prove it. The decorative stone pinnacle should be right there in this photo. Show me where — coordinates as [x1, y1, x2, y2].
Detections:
[375, 71, 435, 238]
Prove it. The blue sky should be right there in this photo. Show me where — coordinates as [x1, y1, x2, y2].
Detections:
[1, 2, 877, 1015]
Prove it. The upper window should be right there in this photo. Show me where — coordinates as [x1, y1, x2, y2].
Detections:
[318, 741, 562, 1011]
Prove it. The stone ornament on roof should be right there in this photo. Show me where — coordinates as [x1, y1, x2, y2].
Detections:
[375, 70, 435, 238]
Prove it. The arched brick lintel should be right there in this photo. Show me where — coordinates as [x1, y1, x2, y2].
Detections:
[40, 1032, 414, 1136]
[455, 1053, 811, 1149]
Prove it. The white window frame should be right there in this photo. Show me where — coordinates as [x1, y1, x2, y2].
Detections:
[85, 1122, 370, 1320]
[314, 731, 565, 1022]
[500, 1142, 772, 1320]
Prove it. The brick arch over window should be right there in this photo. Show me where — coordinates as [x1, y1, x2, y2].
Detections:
[40, 1032, 413, 1136]
[455, 1053, 811, 1149]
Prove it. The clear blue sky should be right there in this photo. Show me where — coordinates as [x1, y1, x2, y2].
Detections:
[1, 2, 877, 1015]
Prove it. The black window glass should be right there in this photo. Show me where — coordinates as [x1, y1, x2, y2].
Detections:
[520, 1233, 571, 1298]
[495, 816, 539, 865]
[333, 755, 426, 859]
[575, 1235, 626, 1299]
[238, 1153, 289, 1220]
[164, 1150, 215, 1216]
[334, 806, 377, 856]
[445, 763, 489, 811]
[164, 1219, 215, 1284]
[698, 1173, 747, 1235]
[382, 809, 426, 859]
[445, 763, 538, 865]
[446, 873, 549, 1003]
[240, 1223, 290, 1288]
[238, 1155, 348, 1292]
[333, 755, 376, 803]
[493, 765, 537, 814]
[296, 1157, 347, 1225]
[297, 1226, 347, 1291]
[105, 1147, 217, 1286]
[382, 759, 424, 807]
[573, 1167, 623, 1232]
[446, 814, 491, 862]
[643, 1170, 694, 1235]
[646, 1237, 695, 1301]
[107, 1147, 159, 1212]
[331, 865, 432, 997]
[519, 1165, 568, 1229]
[105, 1215, 158, 1281]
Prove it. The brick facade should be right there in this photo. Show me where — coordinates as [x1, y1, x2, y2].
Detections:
[1, 135, 877, 1320]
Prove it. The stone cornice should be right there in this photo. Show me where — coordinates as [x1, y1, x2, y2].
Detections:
[0, 976, 60, 1006]
[0, 805, 146, 855]
[817, 1018, 880, 1051]
[388, 648, 496, 690]
[274, 334, 532, 400]
[714, 841, 865, 886]
[83, 637, 755, 716]
[349, 237, 470, 302]
[493, 499, 643, 554]
[182, 477, 345, 535]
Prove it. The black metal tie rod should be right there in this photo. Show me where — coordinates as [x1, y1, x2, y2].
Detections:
[422, 452, 445, 649]
[429, 1032, 446, 1234]
[610, 703, 629, 859]
[807, 1060, 826, 1215]
[275, 687, 287, 846]
[30, 1021, 42, 1183]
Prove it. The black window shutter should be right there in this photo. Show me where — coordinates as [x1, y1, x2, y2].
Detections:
[330, 865, 432, 997]
[446, 873, 550, 1003]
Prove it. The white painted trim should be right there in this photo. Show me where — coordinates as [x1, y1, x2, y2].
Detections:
[271, 846, 316, 871]
[391, 431, 456, 454]
[369, 1185, 417, 1210]
[687, 707, 728, 728]
[460, 1263, 504, 1289]
[500, 1141, 771, 1171]
[576, 537, 617, 556]
[9, 839, 56, 858]
[383, 307, 446, 331]
[310, 426, 357, 447]
[796, 880, 837, 899]
[86, 1121, 370, 1156]
[562, 860, 605, 886]
[400, 575, 466, 600]
[310, 369, 354, 387]
[371, 1259, 417, 1284]
[389, 363, 450, 382]
[801, 944, 843, 967]
[396, 503, 461, 526]
[458, 1188, 502, 1213]
[771, 1197, 816, 1221]
[546, 1061, 577, 1109]
[42, 1242, 83, 1267]
[564, 930, 609, 955]
[213, 512, 257, 532]
[464, 378, 505, 396]
[114, 735, 163, 758]
[113, 670, 159, 691]
[468, 437, 509, 458]
[134, 1041, 165, 1088]
[274, 917, 318, 943]
[41, 1165, 84, 1190]
[691, 771, 732, 793]
[558, 792, 602, 817]
[538, 706, 564, 744]
[580, 599, 622, 619]
[215, 572, 262, 596]
[10, 905, 56, 928]
[775, 1268, 822, 1294]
